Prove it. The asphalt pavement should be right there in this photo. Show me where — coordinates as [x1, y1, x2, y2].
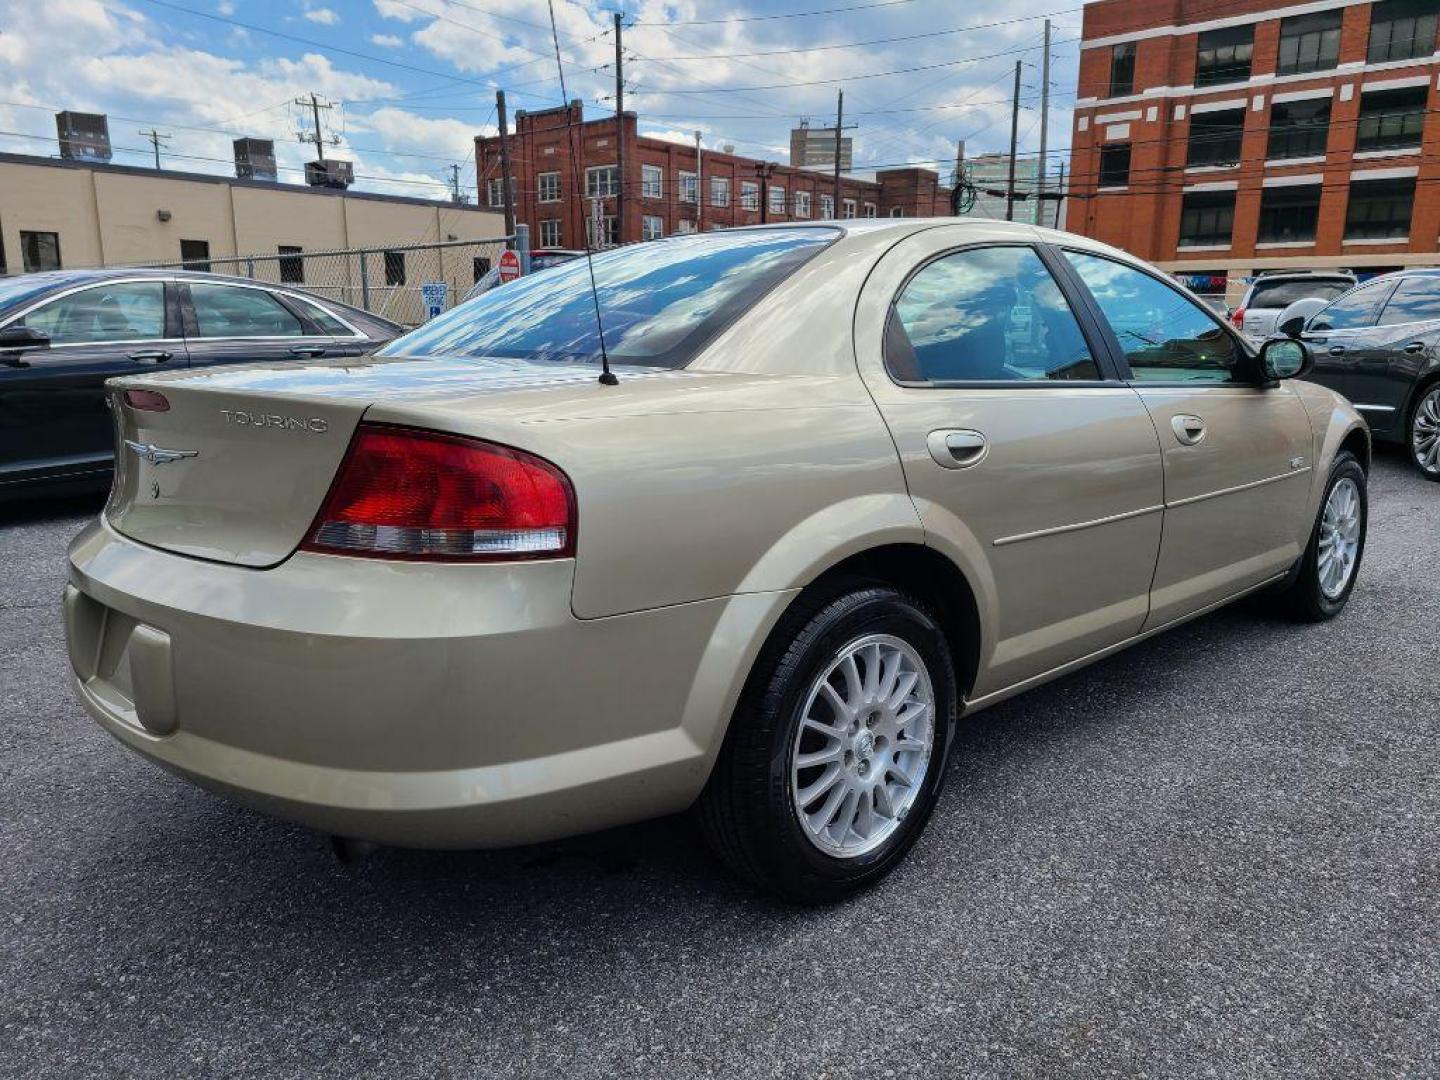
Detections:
[1, 450, 1436, 1078]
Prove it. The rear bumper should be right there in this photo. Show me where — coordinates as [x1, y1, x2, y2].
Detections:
[65, 519, 792, 847]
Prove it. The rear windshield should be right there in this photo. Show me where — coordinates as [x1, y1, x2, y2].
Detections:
[1249, 279, 1353, 308]
[382, 228, 836, 368]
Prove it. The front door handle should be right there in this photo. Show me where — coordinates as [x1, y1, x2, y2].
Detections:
[288, 344, 327, 357]
[1404, 341, 1425, 354]
[926, 429, 988, 469]
[1171, 414, 1206, 446]
[1328, 345, 1347, 356]
[128, 349, 172, 363]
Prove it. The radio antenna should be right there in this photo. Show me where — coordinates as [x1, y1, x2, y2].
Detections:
[546, 0, 617, 386]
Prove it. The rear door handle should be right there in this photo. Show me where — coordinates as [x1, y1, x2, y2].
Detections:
[288, 344, 327, 357]
[1328, 345, 1347, 355]
[1404, 341, 1425, 354]
[127, 349, 172, 363]
[926, 429, 988, 469]
[1171, 414, 1206, 446]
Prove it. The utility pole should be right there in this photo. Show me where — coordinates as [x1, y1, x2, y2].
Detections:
[138, 128, 170, 170]
[447, 163, 465, 204]
[295, 93, 339, 161]
[831, 89, 844, 215]
[1038, 19, 1052, 227]
[695, 129, 703, 231]
[495, 89, 516, 236]
[614, 12, 625, 246]
[757, 162, 775, 224]
[1005, 61, 1021, 222]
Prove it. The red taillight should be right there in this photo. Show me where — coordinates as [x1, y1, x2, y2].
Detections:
[301, 424, 576, 561]
[1230, 306, 1246, 329]
[124, 389, 170, 412]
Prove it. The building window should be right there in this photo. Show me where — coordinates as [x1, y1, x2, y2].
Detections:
[539, 219, 562, 248]
[179, 238, 210, 272]
[1344, 178, 1415, 239]
[1178, 191, 1235, 247]
[585, 214, 619, 248]
[487, 177, 511, 208]
[820, 194, 835, 219]
[710, 176, 730, 206]
[1268, 97, 1331, 160]
[769, 185, 786, 214]
[675, 219, 695, 234]
[1186, 108, 1245, 167]
[1356, 86, 1428, 153]
[793, 190, 811, 217]
[1368, 0, 1440, 63]
[384, 250, 406, 286]
[890, 206, 905, 217]
[842, 198, 857, 219]
[473, 256, 491, 282]
[586, 165, 618, 199]
[277, 245, 304, 283]
[642, 215, 664, 241]
[1195, 24, 1254, 87]
[740, 181, 760, 210]
[641, 164, 662, 199]
[1099, 144, 1131, 187]
[1277, 11, 1342, 75]
[538, 172, 561, 203]
[20, 231, 61, 272]
[1109, 41, 1135, 97]
[679, 171, 698, 203]
[863, 202, 877, 217]
[1258, 185, 1322, 243]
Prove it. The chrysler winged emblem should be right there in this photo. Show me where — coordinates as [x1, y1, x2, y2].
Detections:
[124, 440, 199, 466]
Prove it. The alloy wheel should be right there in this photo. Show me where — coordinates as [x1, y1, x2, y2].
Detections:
[1412, 387, 1440, 476]
[790, 633, 935, 859]
[1317, 477, 1362, 600]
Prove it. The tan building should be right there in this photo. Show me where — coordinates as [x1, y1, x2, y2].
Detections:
[0, 150, 504, 277]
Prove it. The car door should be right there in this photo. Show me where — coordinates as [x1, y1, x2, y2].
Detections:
[1351, 275, 1440, 439]
[1301, 278, 1398, 405]
[180, 281, 329, 370]
[0, 279, 183, 485]
[1058, 249, 1314, 628]
[855, 230, 1165, 698]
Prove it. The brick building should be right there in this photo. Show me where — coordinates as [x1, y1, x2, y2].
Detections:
[474, 101, 951, 249]
[1067, 0, 1440, 305]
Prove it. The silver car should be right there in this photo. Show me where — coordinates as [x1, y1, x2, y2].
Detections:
[1232, 271, 1356, 340]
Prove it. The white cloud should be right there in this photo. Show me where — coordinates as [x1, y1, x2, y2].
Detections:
[302, 6, 339, 25]
[369, 33, 403, 48]
[217, 0, 234, 14]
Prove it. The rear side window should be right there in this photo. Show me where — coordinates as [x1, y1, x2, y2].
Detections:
[1310, 281, 1392, 331]
[188, 284, 305, 338]
[20, 282, 165, 344]
[1377, 276, 1440, 325]
[289, 295, 353, 335]
[1248, 279, 1354, 308]
[384, 229, 835, 368]
[1065, 250, 1238, 383]
[885, 246, 1099, 383]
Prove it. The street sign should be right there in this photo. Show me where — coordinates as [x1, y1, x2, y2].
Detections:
[420, 281, 447, 321]
[498, 249, 521, 283]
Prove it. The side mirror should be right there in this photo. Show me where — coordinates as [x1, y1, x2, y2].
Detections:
[1274, 297, 1327, 339]
[1260, 336, 1312, 382]
[0, 325, 49, 366]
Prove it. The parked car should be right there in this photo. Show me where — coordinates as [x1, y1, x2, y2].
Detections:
[0, 269, 401, 500]
[1230, 271, 1356, 340]
[1273, 268, 1440, 481]
[462, 249, 584, 302]
[64, 221, 1368, 902]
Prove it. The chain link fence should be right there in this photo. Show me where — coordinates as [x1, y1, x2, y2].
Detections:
[151, 237, 519, 327]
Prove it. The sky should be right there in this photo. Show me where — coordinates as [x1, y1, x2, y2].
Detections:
[0, 0, 1083, 202]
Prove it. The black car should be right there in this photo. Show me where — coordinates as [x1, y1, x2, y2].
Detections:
[1288, 269, 1440, 481]
[0, 269, 401, 500]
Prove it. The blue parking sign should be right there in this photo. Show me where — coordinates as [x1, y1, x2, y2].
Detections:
[420, 282, 447, 321]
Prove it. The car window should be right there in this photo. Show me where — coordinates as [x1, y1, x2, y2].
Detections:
[287, 294, 353, 335]
[385, 228, 836, 369]
[1309, 280, 1392, 331]
[885, 246, 1099, 383]
[1377, 277, 1440, 326]
[1248, 279, 1354, 308]
[188, 284, 305, 338]
[19, 282, 165, 345]
[1064, 251, 1239, 383]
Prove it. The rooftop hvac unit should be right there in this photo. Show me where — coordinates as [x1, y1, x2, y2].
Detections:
[234, 138, 277, 181]
[55, 111, 112, 163]
[304, 159, 354, 189]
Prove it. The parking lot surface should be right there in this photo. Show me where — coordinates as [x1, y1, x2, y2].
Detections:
[2, 451, 1436, 1079]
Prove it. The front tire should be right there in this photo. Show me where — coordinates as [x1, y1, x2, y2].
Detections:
[698, 583, 958, 904]
[1408, 382, 1440, 481]
[1278, 451, 1367, 621]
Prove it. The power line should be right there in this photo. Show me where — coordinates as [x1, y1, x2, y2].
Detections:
[632, 0, 926, 27]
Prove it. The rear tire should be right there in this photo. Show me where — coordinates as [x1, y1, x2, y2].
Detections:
[698, 582, 958, 904]
[1407, 382, 1440, 481]
[1276, 451, 1367, 621]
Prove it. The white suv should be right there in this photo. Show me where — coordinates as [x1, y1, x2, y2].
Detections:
[1230, 271, 1356, 340]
